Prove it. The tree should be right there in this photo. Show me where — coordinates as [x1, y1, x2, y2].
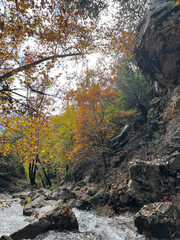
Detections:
[47, 104, 76, 171]
[66, 70, 129, 164]
[115, 58, 153, 119]
[0, 113, 55, 186]
[0, 0, 96, 114]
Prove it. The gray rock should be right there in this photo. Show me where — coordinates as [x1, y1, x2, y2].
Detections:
[134, 202, 180, 239]
[135, 0, 180, 91]
[31, 196, 45, 208]
[51, 191, 60, 200]
[110, 125, 130, 149]
[169, 156, 180, 171]
[90, 190, 109, 206]
[58, 187, 76, 202]
[84, 175, 90, 184]
[150, 97, 161, 107]
[128, 161, 163, 205]
[86, 187, 96, 196]
[23, 204, 34, 216]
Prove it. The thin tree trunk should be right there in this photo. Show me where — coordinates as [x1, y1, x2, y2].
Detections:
[36, 154, 52, 187]
[29, 160, 37, 185]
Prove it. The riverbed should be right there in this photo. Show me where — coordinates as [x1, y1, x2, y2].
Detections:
[0, 194, 146, 240]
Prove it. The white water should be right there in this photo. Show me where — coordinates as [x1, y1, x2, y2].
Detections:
[0, 194, 145, 240]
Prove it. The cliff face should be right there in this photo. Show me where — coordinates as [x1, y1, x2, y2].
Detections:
[135, 0, 180, 152]
[135, 0, 180, 92]
[109, 0, 180, 207]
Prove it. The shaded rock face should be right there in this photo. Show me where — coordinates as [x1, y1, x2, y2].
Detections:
[128, 161, 177, 206]
[135, 0, 180, 92]
[162, 85, 180, 148]
[134, 202, 180, 239]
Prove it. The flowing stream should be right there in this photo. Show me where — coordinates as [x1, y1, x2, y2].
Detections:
[0, 194, 146, 240]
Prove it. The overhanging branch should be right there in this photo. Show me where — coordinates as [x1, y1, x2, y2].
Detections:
[0, 52, 85, 83]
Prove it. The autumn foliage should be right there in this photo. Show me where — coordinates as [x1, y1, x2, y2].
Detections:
[0, 1, 152, 185]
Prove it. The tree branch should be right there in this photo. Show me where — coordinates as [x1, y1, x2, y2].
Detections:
[0, 52, 85, 82]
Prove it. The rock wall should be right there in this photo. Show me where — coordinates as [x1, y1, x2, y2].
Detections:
[135, 0, 180, 153]
[135, 0, 180, 92]
[126, 0, 180, 207]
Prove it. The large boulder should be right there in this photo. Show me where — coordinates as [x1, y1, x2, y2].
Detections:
[10, 206, 78, 240]
[127, 160, 176, 206]
[134, 202, 180, 239]
[45, 207, 78, 231]
[135, 0, 180, 92]
[10, 219, 50, 240]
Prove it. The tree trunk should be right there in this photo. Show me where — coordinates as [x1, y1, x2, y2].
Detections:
[36, 154, 52, 187]
[29, 160, 37, 185]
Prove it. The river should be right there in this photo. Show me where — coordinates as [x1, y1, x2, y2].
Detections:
[0, 194, 146, 240]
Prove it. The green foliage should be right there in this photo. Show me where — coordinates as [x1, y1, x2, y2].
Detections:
[115, 58, 153, 117]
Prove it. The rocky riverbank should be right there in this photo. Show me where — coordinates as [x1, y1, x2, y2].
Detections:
[0, 175, 179, 240]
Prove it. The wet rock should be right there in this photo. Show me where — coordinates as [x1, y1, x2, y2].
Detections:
[45, 207, 78, 231]
[134, 202, 180, 239]
[23, 204, 34, 216]
[10, 206, 78, 240]
[75, 199, 92, 210]
[86, 187, 96, 196]
[27, 192, 40, 201]
[90, 190, 109, 206]
[10, 218, 50, 240]
[0, 236, 12, 240]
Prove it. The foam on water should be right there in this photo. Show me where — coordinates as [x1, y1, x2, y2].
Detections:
[0, 195, 145, 240]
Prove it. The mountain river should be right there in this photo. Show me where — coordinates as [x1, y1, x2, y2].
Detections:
[0, 194, 146, 240]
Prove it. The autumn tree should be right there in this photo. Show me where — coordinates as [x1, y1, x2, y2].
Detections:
[0, 113, 55, 186]
[0, 0, 99, 115]
[44, 104, 76, 173]
[66, 70, 130, 166]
